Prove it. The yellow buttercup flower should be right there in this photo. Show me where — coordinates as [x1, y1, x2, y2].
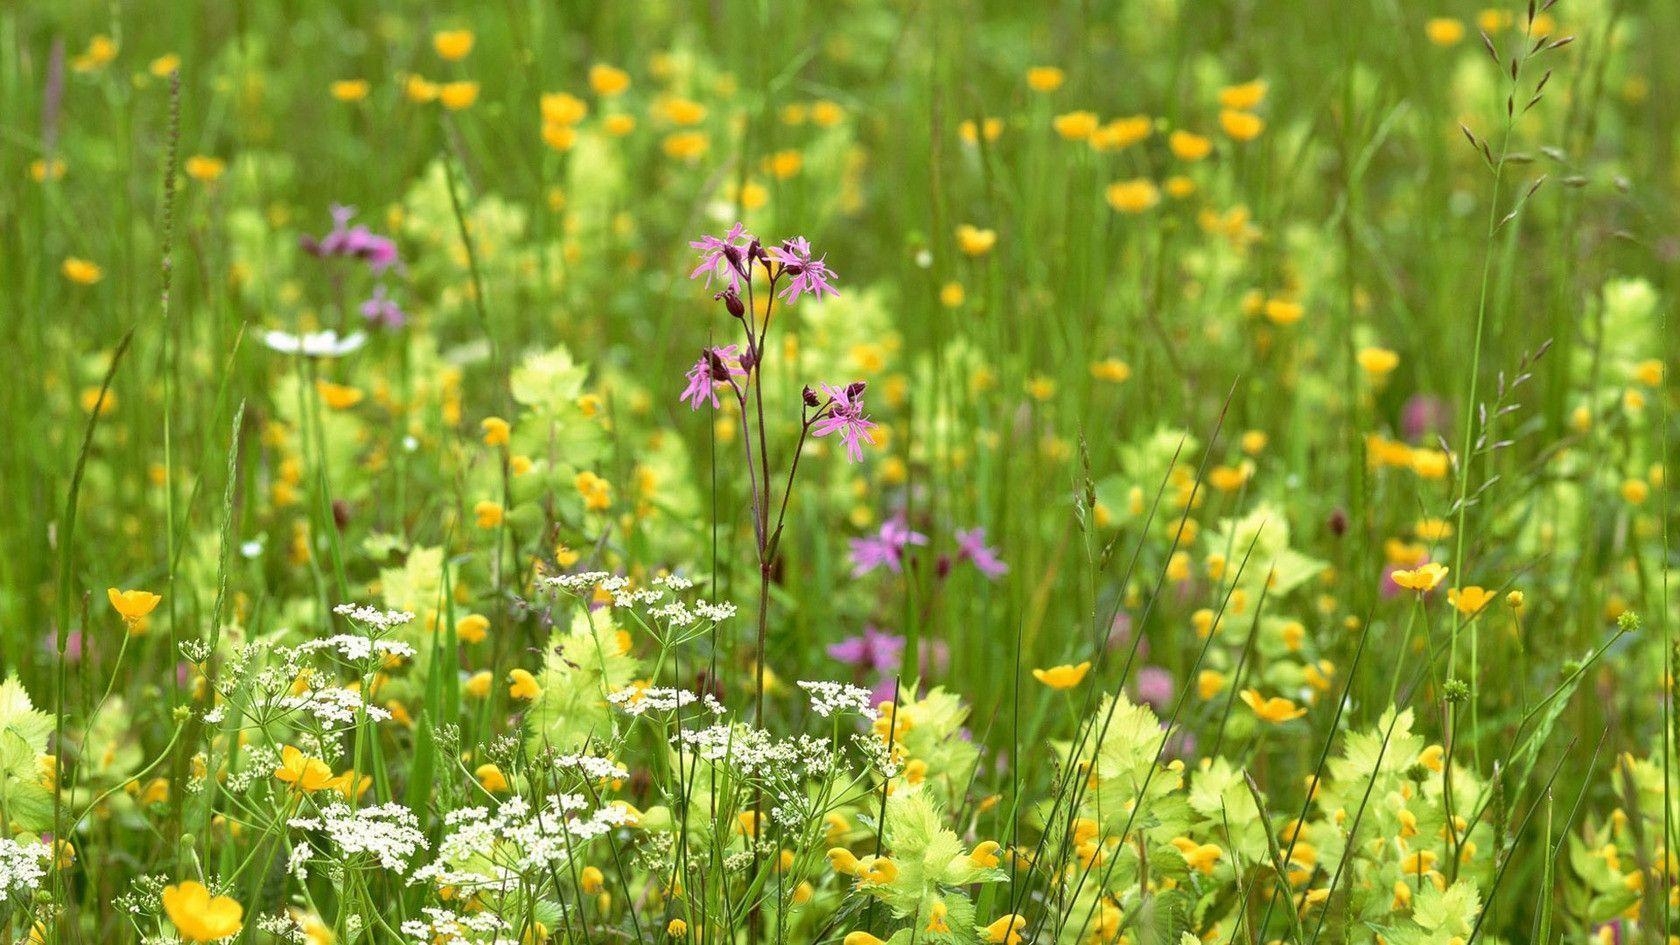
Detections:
[405, 75, 440, 103]
[476, 763, 509, 792]
[72, 35, 118, 72]
[315, 380, 363, 409]
[765, 149, 804, 180]
[456, 613, 490, 644]
[465, 670, 493, 698]
[1240, 689, 1307, 723]
[1219, 110, 1265, 141]
[662, 131, 710, 161]
[185, 155, 226, 182]
[108, 588, 162, 623]
[1391, 562, 1448, 592]
[1089, 115, 1151, 152]
[541, 92, 589, 125]
[1169, 130, 1212, 161]
[575, 471, 613, 511]
[331, 79, 370, 102]
[149, 54, 181, 78]
[1090, 358, 1132, 383]
[1170, 836, 1224, 874]
[1357, 347, 1399, 378]
[473, 500, 504, 529]
[481, 416, 511, 446]
[843, 934, 887, 945]
[439, 81, 479, 110]
[1026, 66, 1065, 92]
[658, 96, 708, 125]
[956, 224, 998, 257]
[162, 881, 244, 942]
[1105, 178, 1160, 214]
[1263, 298, 1303, 326]
[432, 30, 475, 61]
[508, 668, 543, 701]
[1448, 586, 1496, 616]
[1032, 661, 1091, 690]
[275, 746, 339, 793]
[810, 100, 845, 126]
[1218, 79, 1268, 110]
[589, 63, 631, 96]
[983, 914, 1027, 945]
[1052, 110, 1100, 141]
[63, 257, 104, 285]
[1426, 17, 1466, 45]
[1197, 669, 1227, 700]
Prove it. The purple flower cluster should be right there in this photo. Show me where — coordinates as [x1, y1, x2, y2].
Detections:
[827, 625, 951, 708]
[302, 204, 406, 329]
[848, 518, 1008, 583]
[688, 223, 839, 305]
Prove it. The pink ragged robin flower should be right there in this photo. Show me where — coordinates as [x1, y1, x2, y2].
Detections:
[680, 345, 746, 410]
[688, 222, 757, 293]
[766, 236, 839, 302]
[813, 382, 878, 462]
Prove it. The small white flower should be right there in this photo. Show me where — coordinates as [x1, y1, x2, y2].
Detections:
[263, 329, 368, 357]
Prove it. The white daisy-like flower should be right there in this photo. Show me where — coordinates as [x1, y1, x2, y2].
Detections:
[263, 329, 368, 357]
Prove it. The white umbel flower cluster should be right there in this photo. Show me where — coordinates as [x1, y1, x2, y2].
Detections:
[288, 802, 428, 871]
[292, 634, 417, 663]
[280, 687, 392, 728]
[797, 680, 879, 719]
[0, 837, 49, 907]
[331, 603, 416, 631]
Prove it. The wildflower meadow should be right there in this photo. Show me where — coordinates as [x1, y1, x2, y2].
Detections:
[3, 1, 1679, 942]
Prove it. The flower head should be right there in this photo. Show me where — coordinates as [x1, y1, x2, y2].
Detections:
[1032, 661, 1092, 690]
[680, 345, 746, 410]
[275, 746, 339, 793]
[1448, 585, 1497, 616]
[359, 284, 406, 329]
[766, 237, 839, 302]
[813, 382, 878, 462]
[301, 205, 400, 274]
[688, 222, 757, 293]
[262, 329, 367, 358]
[162, 881, 243, 942]
[848, 515, 928, 577]
[827, 626, 906, 671]
[1391, 562, 1448, 593]
[107, 588, 162, 624]
[954, 527, 1008, 580]
[1240, 689, 1307, 723]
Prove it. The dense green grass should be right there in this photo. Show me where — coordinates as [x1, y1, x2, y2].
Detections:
[0, 1, 1676, 942]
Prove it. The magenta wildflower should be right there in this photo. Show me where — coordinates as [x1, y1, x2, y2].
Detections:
[766, 237, 839, 302]
[954, 526, 1008, 580]
[848, 515, 928, 577]
[1134, 666, 1174, 710]
[303, 204, 401, 274]
[813, 382, 878, 462]
[827, 625, 905, 672]
[679, 345, 745, 410]
[359, 284, 406, 329]
[688, 222, 756, 293]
